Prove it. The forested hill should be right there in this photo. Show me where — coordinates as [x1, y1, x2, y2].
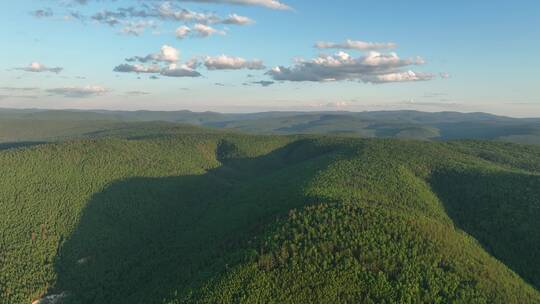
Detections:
[1, 127, 540, 303]
[2, 108, 540, 144]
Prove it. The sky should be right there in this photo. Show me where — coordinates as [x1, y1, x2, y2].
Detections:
[0, 0, 539, 116]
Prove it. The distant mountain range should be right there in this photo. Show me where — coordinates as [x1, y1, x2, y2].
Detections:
[1, 108, 540, 144]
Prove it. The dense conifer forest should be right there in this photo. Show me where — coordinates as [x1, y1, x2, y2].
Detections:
[1, 124, 539, 303]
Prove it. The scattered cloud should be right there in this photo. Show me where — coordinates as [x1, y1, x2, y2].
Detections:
[267, 51, 433, 84]
[156, 3, 220, 23]
[376, 71, 433, 83]
[0, 87, 40, 92]
[70, 0, 291, 10]
[193, 23, 226, 37]
[251, 80, 274, 87]
[315, 39, 397, 51]
[32, 8, 53, 18]
[121, 20, 158, 36]
[115, 45, 202, 78]
[15, 62, 63, 74]
[160, 64, 202, 77]
[113, 63, 162, 73]
[222, 14, 255, 25]
[126, 45, 180, 63]
[440, 72, 450, 79]
[46, 85, 109, 98]
[175, 0, 291, 10]
[175, 23, 228, 39]
[91, 10, 123, 26]
[204, 55, 265, 70]
[65, 11, 86, 22]
[175, 25, 192, 39]
[125, 90, 150, 96]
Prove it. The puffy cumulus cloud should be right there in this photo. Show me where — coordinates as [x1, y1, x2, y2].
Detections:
[160, 64, 202, 77]
[222, 14, 255, 25]
[46, 85, 109, 98]
[372, 71, 433, 83]
[175, 0, 291, 10]
[15, 62, 63, 74]
[267, 51, 433, 84]
[158, 45, 180, 62]
[315, 39, 397, 51]
[175, 25, 192, 39]
[114, 45, 202, 78]
[193, 23, 226, 37]
[204, 55, 265, 70]
[113, 63, 162, 73]
[126, 45, 180, 63]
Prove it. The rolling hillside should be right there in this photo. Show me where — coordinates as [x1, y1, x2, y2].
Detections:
[1, 127, 540, 303]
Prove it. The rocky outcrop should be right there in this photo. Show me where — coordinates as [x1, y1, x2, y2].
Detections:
[31, 292, 68, 304]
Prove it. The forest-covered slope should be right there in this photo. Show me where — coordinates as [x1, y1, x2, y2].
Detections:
[1, 130, 540, 303]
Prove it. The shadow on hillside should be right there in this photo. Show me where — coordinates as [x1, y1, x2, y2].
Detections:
[430, 169, 540, 290]
[52, 139, 340, 304]
[0, 141, 46, 151]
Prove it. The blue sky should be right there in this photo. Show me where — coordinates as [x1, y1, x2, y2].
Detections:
[0, 0, 539, 116]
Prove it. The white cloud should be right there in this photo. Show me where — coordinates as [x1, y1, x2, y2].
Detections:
[374, 71, 433, 83]
[222, 14, 255, 25]
[157, 3, 220, 23]
[160, 45, 180, 62]
[121, 20, 157, 36]
[315, 39, 397, 51]
[204, 55, 265, 70]
[72, 0, 291, 10]
[160, 64, 202, 77]
[193, 23, 226, 37]
[114, 46, 202, 78]
[15, 62, 63, 74]
[176, 0, 291, 10]
[113, 63, 162, 73]
[113, 63, 201, 78]
[267, 51, 433, 84]
[126, 45, 180, 63]
[46, 85, 109, 98]
[175, 25, 191, 39]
